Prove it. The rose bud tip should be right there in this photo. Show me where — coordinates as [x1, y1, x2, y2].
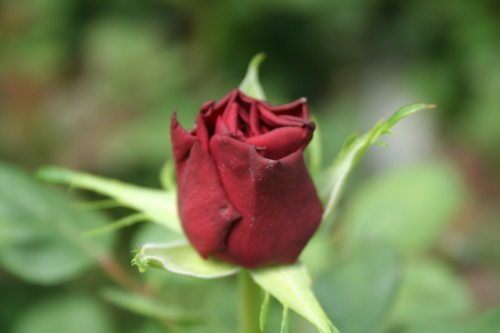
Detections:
[305, 121, 316, 130]
[171, 112, 179, 127]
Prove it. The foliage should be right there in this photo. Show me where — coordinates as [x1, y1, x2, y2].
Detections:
[0, 163, 115, 285]
[1, 1, 500, 332]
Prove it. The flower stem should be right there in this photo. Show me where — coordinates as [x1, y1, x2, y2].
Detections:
[238, 271, 261, 333]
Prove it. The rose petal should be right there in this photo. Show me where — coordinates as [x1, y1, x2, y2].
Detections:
[249, 102, 262, 135]
[258, 105, 306, 128]
[245, 126, 312, 160]
[176, 142, 241, 257]
[215, 89, 238, 110]
[223, 103, 240, 134]
[171, 114, 197, 179]
[195, 114, 210, 151]
[210, 135, 323, 267]
[269, 98, 309, 118]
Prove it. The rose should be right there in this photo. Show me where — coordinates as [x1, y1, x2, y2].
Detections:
[171, 89, 323, 268]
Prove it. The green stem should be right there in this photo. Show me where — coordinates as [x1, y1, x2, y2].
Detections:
[238, 271, 261, 333]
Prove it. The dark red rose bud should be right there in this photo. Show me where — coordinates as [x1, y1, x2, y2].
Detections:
[171, 89, 323, 268]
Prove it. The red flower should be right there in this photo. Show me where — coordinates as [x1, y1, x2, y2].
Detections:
[171, 89, 323, 268]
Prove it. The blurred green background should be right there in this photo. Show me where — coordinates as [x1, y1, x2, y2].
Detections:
[1, 0, 499, 332]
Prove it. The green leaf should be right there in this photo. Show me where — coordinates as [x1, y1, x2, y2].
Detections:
[133, 241, 240, 278]
[280, 307, 290, 333]
[0, 163, 114, 285]
[475, 308, 500, 332]
[260, 292, 271, 332]
[101, 287, 200, 322]
[343, 162, 465, 256]
[250, 263, 339, 333]
[130, 223, 187, 288]
[239, 53, 266, 100]
[306, 115, 323, 176]
[77, 199, 121, 210]
[82, 213, 148, 237]
[321, 103, 435, 221]
[133, 323, 167, 333]
[390, 258, 472, 327]
[0, 278, 32, 329]
[159, 161, 176, 191]
[131, 222, 185, 250]
[10, 293, 115, 333]
[37, 166, 181, 233]
[403, 307, 500, 333]
[300, 233, 335, 277]
[316, 242, 402, 333]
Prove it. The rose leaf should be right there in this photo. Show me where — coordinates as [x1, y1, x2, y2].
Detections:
[320, 103, 436, 221]
[133, 241, 240, 279]
[306, 115, 323, 176]
[239, 53, 266, 100]
[280, 306, 290, 333]
[250, 263, 340, 333]
[0, 163, 115, 285]
[37, 166, 181, 233]
[260, 292, 271, 332]
[101, 287, 200, 322]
